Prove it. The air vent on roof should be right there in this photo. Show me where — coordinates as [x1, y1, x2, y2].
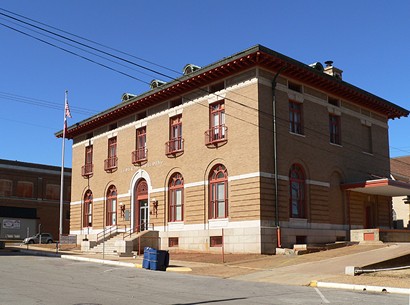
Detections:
[183, 64, 201, 75]
[324, 61, 343, 80]
[121, 93, 137, 102]
[309, 62, 324, 72]
[150, 79, 166, 89]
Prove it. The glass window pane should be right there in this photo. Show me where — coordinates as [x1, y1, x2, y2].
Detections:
[176, 189, 182, 205]
[217, 183, 224, 199]
[218, 200, 225, 218]
[176, 205, 182, 221]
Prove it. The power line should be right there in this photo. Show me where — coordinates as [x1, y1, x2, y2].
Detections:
[0, 7, 182, 77]
[0, 21, 149, 84]
[0, 16, 162, 81]
[1, 9, 408, 176]
[0, 91, 98, 115]
[0, 10, 177, 81]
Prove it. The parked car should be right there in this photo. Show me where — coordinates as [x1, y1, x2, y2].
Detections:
[23, 233, 54, 244]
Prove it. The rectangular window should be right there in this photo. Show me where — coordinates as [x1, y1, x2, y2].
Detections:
[46, 184, 60, 200]
[209, 81, 225, 93]
[328, 97, 339, 107]
[171, 98, 182, 107]
[210, 236, 223, 247]
[0, 179, 12, 197]
[329, 114, 341, 145]
[166, 115, 183, 154]
[133, 127, 147, 163]
[82, 145, 93, 177]
[105, 137, 118, 171]
[288, 81, 302, 92]
[206, 101, 227, 145]
[289, 101, 303, 134]
[362, 124, 372, 153]
[16, 181, 33, 198]
[169, 237, 179, 247]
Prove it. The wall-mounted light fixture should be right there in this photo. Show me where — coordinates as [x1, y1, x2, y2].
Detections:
[151, 198, 158, 217]
[119, 202, 125, 218]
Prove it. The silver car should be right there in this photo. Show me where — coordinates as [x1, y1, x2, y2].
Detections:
[23, 233, 54, 244]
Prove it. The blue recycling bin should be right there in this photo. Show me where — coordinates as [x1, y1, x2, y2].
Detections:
[149, 249, 169, 271]
[142, 247, 151, 269]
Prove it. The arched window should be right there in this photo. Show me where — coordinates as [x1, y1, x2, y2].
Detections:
[209, 164, 228, 219]
[169, 173, 184, 222]
[83, 190, 93, 227]
[289, 164, 306, 218]
[106, 185, 117, 226]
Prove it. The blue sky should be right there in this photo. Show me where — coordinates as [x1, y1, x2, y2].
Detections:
[0, 1, 410, 167]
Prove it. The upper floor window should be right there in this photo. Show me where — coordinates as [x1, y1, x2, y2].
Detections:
[166, 115, 184, 155]
[289, 101, 303, 134]
[289, 164, 306, 218]
[132, 127, 147, 164]
[106, 185, 117, 226]
[104, 137, 118, 172]
[46, 184, 60, 200]
[362, 124, 372, 154]
[169, 173, 184, 222]
[0, 179, 12, 197]
[209, 164, 228, 219]
[206, 101, 227, 146]
[82, 145, 94, 178]
[83, 190, 93, 228]
[16, 181, 33, 198]
[209, 81, 225, 94]
[329, 114, 341, 145]
[288, 81, 302, 92]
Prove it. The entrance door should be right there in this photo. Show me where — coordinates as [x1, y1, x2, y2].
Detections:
[139, 200, 149, 231]
[134, 180, 148, 232]
[365, 205, 373, 229]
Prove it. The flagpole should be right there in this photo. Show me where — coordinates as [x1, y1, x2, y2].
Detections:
[59, 90, 68, 243]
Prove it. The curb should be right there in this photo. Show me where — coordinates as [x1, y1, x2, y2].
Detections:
[14, 248, 193, 272]
[61, 254, 140, 268]
[310, 280, 410, 295]
[19, 249, 61, 258]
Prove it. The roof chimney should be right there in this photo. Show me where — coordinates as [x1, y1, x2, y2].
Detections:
[323, 60, 343, 80]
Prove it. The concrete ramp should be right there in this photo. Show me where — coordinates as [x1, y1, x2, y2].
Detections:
[231, 243, 410, 286]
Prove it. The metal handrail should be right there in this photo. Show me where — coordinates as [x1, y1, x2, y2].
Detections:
[96, 225, 126, 244]
[123, 223, 154, 240]
[205, 125, 228, 145]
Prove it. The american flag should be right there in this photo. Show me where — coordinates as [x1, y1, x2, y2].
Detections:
[65, 98, 72, 118]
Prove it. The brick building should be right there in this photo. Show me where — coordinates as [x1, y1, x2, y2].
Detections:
[57, 45, 409, 254]
[0, 159, 71, 240]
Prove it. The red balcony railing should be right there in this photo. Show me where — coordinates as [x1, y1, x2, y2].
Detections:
[104, 156, 118, 172]
[132, 147, 148, 164]
[81, 163, 94, 178]
[165, 137, 184, 155]
[205, 125, 228, 146]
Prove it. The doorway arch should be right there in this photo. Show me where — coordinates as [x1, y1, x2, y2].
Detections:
[134, 179, 149, 232]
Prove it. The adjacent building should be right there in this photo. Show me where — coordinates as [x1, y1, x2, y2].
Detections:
[391, 156, 410, 229]
[0, 159, 71, 240]
[57, 45, 409, 254]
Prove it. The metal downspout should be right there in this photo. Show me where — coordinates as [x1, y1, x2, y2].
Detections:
[272, 66, 286, 247]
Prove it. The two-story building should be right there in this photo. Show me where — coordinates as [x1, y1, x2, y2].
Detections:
[56, 45, 409, 254]
[0, 159, 71, 240]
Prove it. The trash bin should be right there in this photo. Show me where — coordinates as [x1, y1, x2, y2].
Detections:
[142, 247, 151, 269]
[149, 249, 169, 271]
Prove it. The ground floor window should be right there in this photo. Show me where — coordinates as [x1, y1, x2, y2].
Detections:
[106, 185, 117, 226]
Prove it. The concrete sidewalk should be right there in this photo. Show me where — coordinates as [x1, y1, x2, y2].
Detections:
[7, 242, 410, 294]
